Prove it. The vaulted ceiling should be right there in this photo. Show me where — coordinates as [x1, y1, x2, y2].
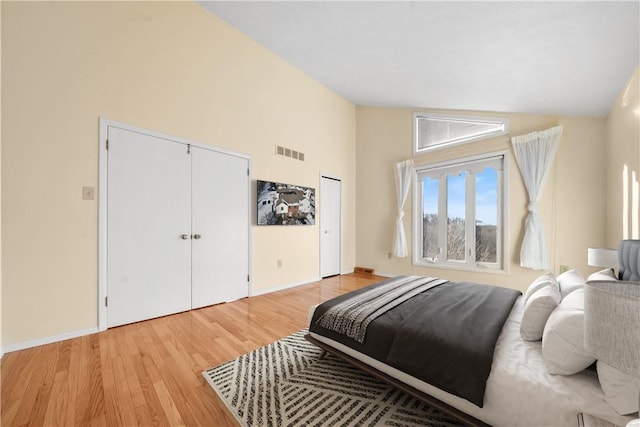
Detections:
[199, 1, 639, 117]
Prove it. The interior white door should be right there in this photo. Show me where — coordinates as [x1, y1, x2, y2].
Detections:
[191, 147, 249, 308]
[107, 127, 192, 327]
[320, 176, 341, 277]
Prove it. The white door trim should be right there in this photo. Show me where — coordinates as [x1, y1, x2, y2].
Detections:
[319, 173, 342, 278]
[98, 118, 252, 331]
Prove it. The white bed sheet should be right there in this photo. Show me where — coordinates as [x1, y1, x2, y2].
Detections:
[309, 297, 633, 427]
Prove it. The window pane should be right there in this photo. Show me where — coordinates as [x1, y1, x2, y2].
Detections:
[447, 173, 466, 261]
[422, 177, 439, 260]
[414, 155, 505, 271]
[475, 167, 497, 263]
[418, 117, 505, 149]
[415, 114, 509, 152]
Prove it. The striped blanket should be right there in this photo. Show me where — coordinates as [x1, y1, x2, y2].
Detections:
[315, 276, 448, 343]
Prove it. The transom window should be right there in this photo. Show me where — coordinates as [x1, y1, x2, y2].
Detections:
[413, 152, 507, 272]
[413, 113, 509, 154]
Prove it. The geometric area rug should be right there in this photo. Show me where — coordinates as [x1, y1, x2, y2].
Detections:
[202, 329, 465, 427]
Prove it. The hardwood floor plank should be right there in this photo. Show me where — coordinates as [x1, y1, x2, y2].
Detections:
[131, 403, 154, 427]
[11, 347, 57, 426]
[1, 273, 383, 426]
[109, 356, 138, 427]
[71, 336, 93, 426]
[86, 334, 106, 422]
[88, 413, 107, 427]
[186, 384, 237, 426]
[2, 347, 39, 408]
[133, 353, 171, 427]
[54, 341, 72, 374]
[42, 370, 70, 427]
[153, 381, 186, 427]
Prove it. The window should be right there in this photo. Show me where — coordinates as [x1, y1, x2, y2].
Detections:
[413, 113, 509, 154]
[413, 152, 507, 272]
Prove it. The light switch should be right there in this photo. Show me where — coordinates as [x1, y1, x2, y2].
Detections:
[82, 186, 95, 200]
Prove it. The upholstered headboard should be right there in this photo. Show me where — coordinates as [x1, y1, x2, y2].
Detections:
[618, 239, 640, 281]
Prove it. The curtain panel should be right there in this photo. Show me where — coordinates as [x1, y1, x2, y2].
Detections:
[393, 159, 415, 257]
[511, 125, 563, 270]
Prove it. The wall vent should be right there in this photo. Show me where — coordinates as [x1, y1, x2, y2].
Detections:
[275, 145, 305, 162]
[354, 266, 375, 275]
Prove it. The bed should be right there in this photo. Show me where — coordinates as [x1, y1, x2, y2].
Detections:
[306, 241, 640, 427]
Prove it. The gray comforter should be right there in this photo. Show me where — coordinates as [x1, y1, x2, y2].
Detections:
[309, 276, 521, 407]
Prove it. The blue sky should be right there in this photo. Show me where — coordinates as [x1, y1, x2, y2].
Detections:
[423, 168, 497, 225]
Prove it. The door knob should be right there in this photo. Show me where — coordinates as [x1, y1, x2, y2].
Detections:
[180, 234, 191, 240]
[192, 234, 202, 240]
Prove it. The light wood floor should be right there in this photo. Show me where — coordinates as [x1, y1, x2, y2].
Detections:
[1, 273, 385, 427]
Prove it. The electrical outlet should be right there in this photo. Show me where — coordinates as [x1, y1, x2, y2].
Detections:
[277, 259, 282, 267]
[559, 265, 570, 274]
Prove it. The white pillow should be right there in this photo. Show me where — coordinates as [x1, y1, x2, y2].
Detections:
[556, 269, 585, 299]
[587, 268, 617, 282]
[597, 360, 640, 415]
[523, 273, 557, 304]
[541, 288, 595, 375]
[520, 282, 561, 341]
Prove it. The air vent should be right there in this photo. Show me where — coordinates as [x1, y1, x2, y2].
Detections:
[275, 145, 305, 162]
[354, 266, 375, 275]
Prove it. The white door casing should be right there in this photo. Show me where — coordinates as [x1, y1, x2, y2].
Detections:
[320, 175, 342, 277]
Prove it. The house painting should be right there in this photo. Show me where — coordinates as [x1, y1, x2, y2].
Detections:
[258, 180, 315, 225]
[275, 187, 314, 224]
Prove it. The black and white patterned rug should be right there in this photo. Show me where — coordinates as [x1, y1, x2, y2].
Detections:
[202, 329, 464, 427]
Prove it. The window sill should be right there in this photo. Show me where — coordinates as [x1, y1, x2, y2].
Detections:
[412, 260, 508, 276]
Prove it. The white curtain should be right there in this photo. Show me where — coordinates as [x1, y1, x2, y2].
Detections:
[393, 159, 415, 257]
[511, 125, 563, 270]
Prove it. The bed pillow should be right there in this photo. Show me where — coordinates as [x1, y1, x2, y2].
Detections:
[541, 288, 595, 375]
[587, 268, 617, 282]
[520, 281, 561, 341]
[597, 360, 640, 415]
[556, 269, 585, 299]
[523, 273, 557, 304]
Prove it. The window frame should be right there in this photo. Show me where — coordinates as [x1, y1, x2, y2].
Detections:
[413, 112, 510, 155]
[412, 150, 509, 274]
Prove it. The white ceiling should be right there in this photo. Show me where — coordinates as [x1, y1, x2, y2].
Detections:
[199, 1, 640, 117]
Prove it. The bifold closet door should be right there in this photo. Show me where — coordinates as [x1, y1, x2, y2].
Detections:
[107, 127, 192, 327]
[191, 147, 249, 309]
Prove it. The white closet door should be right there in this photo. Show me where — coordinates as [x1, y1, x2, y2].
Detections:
[320, 176, 342, 277]
[107, 127, 192, 327]
[191, 147, 249, 308]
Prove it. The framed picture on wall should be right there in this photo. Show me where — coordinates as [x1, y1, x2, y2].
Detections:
[257, 180, 315, 225]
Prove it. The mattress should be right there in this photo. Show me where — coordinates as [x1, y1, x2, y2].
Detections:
[309, 297, 634, 427]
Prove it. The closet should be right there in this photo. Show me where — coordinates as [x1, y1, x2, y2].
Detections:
[320, 175, 342, 277]
[104, 123, 249, 328]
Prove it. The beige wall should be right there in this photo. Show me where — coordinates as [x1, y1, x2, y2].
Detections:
[606, 65, 640, 246]
[1, 2, 356, 349]
[356, 107, 607, 292]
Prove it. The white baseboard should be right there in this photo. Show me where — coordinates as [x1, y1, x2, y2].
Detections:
[251, 277, 321, 297]
[2, 326, 99, 355]
[1, 273, 393, 357]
